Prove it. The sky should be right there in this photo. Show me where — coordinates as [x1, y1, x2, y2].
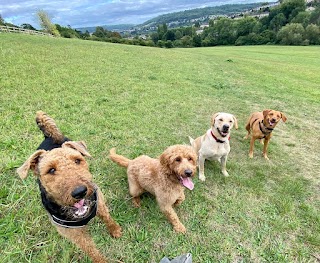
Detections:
[0, 0, 265, 29]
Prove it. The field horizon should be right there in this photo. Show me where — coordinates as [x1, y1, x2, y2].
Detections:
[1, 34, 319, 263]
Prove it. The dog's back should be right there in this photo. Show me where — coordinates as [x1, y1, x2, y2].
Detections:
[36, 111, 69, 150]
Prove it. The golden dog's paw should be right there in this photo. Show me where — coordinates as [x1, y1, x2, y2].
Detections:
[110, 225, 122, 238]
[132, 197, 141, 208]
[174, 224, 186, 233]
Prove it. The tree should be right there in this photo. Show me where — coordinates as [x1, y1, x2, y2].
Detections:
[309, 7, 320, 25]
[277, 23, 305, 45]
[280, 0, 306, 22]
[305, 24, 320, 44]
[21, 23, 37, 30]
[36, 10, 60, 36]
[236, 16, 259, 37]
[0, 14, 5, 25]
[269, 13, 287, 31]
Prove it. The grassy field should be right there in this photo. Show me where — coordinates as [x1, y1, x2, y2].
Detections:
[0, 34, 319, 263]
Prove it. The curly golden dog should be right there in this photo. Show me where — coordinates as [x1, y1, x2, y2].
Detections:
[244, 109, 287, 159]
[109, 145, 197, 233]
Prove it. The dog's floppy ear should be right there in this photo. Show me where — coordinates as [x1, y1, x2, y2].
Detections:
[232, 115, 238, 129]
[62, 141, 92, 157]
[262, 109, 271, 118]
[281, 112, 287, 122]
[17, 150, 46, 179]
[211, 112, 220, 126]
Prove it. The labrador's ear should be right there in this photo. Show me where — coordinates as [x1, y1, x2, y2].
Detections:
[62, 141, 92, 157]
[281, 112, 287, 123]
[211, 112, 220, 126]
[262, 109, 271, 118]
[232, 115, 238, 129]
[17, 150, 47, 179]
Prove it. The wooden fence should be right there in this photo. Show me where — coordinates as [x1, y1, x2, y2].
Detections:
[0, 26, 54, 37]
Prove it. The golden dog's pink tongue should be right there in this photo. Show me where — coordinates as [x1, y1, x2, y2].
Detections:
[182, 177, 194, 190]
[74, 199, 85, 208]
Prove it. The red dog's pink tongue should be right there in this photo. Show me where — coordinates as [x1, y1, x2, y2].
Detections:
[74, 199, 85, 209]
[182, 177, 194, 190]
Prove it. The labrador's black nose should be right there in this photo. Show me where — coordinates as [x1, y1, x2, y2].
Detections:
[71, 185, 87, 199]
[222, 124, 229, 131]
[184, 169, 193, 177]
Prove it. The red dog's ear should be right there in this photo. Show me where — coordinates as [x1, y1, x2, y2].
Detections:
[262, 109, 271, 118]
[211, 112, 220, 126]
[281, 112, 287, 122]
[17, 150, 46, 179]
[62, 141, 92, 157]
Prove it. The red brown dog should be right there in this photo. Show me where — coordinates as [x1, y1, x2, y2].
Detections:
[244, 109, 287, 159]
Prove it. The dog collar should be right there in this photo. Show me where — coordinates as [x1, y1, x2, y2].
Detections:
[259, 120, 273, 135]
[211, 130, 230, 143]
[37, 179, 98, 228]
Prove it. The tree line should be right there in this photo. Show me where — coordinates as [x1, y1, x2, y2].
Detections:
[1, 0, 320, 47]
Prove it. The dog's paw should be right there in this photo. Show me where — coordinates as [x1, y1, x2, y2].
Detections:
[110, 225, 122, 238]
[132, 197, 141, 208]
[174, 224, 186, 233]
[249, 153, 253, 158]
[199, 174, 206, 181]
[222, 170, 229, 177]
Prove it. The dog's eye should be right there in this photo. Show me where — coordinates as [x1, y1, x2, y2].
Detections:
[175, 157, 181, 162]
[75, 159, 81, 165]
[219, 118, 223, 121]
[229, 120, 233, 123]
[48, 168, 56, 175]
[188, 157, 194, 162]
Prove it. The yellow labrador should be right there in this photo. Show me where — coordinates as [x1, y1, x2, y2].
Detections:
[189, 112, 238, 181]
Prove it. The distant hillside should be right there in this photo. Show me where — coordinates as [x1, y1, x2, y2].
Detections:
[138, 3, 265, 28]
[77, 24, 135, 33]
[77, 2, 266, 33]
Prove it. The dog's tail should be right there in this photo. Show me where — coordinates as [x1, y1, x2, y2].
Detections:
[36, 111, 65, 144]
[109, 148, 130, 168]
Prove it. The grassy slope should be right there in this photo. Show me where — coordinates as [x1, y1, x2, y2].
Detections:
[0, 34, 319, 263]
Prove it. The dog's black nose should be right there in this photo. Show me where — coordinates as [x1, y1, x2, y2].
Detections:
[222, 124, 229, 131]
[184, 169, 193, 177]
[71, 185, 87, 199]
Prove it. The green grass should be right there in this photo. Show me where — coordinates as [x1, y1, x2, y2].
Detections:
[1, 34, 319, 263]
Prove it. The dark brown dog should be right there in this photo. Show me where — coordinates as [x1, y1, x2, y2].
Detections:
[17, 111, 122, 263]
[244, 109, 287, 159]
[109, 145, 197, 233]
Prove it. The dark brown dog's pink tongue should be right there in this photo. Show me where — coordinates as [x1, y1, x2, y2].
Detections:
[182, 177, 194, 190]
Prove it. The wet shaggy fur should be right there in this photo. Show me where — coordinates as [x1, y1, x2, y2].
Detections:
[244, 109, 287, 159]
[109, 145, 197, 233]
[17, 111, 122, 263]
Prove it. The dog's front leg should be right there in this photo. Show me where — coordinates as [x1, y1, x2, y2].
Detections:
[263, 137, 270, 160]
[159, 203, 186, 233]
[198, 154, 206, 181]
[174, 191, 185, 206]
[97, 189, 122, 238]
[57, 226, 107, 263]
[220, 155, 229, 176]
[249, 137, 256, 158]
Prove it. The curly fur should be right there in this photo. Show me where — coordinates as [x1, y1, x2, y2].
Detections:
[109, 145, 197, 233]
